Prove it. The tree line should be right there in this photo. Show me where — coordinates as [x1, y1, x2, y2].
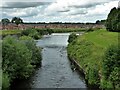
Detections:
[1, 17, 23, 25]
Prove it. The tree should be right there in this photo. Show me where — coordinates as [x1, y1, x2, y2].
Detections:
[96, 20, 100, 24]
[1, 18, 10, 29]
[11, 17, 23, 25]
[106, 7, 120, 32]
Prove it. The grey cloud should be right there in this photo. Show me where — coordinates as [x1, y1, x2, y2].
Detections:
[68, 0, 117, 9]
[57, 9, 70, 12]
[1, 13, 12, 19]
[71, 4, 98, 8]
[17, 12, 38, 17]
[1, 6, 40, 18]
[69, 0, 119, 9]
[2, 2, 51, 9]
[70, 11, 87, 15]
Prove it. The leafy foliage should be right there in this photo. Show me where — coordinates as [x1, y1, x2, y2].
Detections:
[1, 18, 10, 29]
[1, 18, 10, 26]
[21, 28, 54, 40]
[86, 66, 100, 86]
[2, 36, 42, 89]
[11, 17, 23, 25]
[36, 28, 53, 35]
[102, 45, 120, 89]
[19, 36, 42, 66]
[106, 7, 120, 32]
[2, 36, 33, 80]
[2, 73, 10, 89]
[68, 33, 77, 43]
[21, 28, 41, 39]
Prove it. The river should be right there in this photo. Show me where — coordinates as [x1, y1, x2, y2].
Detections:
[11, 33, 87, 89]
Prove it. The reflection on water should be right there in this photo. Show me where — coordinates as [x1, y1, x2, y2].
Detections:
[12, 33, 87, 89]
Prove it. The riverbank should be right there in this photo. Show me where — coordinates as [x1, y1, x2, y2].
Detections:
[10, 33, 87, 89]
[1, 28, 86, 89]
[0, 28, 96, 36]
[67, 29, 119, 89]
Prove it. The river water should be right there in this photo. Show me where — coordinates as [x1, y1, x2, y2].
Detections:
[12, 33, 87, 89]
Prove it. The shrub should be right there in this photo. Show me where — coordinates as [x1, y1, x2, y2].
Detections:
[2, 35, 42, 89]
[68, 33, 77, 43]
[2, 73, 10, 89]
[21, 28, 31, 36]
[19, 36, 42, 66]
[36, 28, 53, 35]
[21, 28, 53, 39]
[86, 66, 100, 86]
[21, 28, 41, 40]
[2, 36, 34, 80]
[101, 44, 120, 89]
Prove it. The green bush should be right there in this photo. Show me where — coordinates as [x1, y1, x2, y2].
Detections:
[19, 35, 33, 40]
[100, 78, 113, 89]
[21, 28, 53, 39]
[36, 28, 53, 35]
[68, 33, 77, 43]
[21, 28, 31, 36]
[2, 36, 34, 80]
[2, 34, 42, 89]
[19, 36, 42, 66]
[21, 28, 41, 40]
[2, 73, 10, 89]
[86, 66, 100, 86]
[101, 45, 120, 89]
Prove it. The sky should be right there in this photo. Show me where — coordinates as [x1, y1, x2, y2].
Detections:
[0, 0, 119, 23]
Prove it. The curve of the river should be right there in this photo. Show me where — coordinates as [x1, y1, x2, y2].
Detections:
[11, 33, 87, 89]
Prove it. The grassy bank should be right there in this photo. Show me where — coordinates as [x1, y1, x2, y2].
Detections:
[0, 30, 22, 35]
[67, 29, 119, 89]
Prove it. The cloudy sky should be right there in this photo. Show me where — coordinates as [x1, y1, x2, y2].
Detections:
[0, 0, 119, 23]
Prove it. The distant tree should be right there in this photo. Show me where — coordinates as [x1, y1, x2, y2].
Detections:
[11, 17, 23, 25]
[96, 20, 106, 25]
[1, 18, 10, 29]
[96, 20, 100, 24]
[100, 20, 106, 25]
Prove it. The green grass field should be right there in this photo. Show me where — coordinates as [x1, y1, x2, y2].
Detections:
[78, 29, 118, 67]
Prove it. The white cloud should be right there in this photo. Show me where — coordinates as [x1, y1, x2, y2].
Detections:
[86, 1, 118, 17]
[0, 0, 119, 22]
